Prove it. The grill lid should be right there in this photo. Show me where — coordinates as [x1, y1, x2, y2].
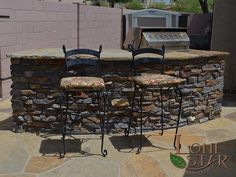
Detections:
[123, 27, 190, 51]
[141, 32, 190, 51]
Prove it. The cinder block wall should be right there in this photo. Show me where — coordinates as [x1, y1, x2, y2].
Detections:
[0, 0, 123, 99]
[211, 0, 236, 92]
[78, 4, 122, 49]
[0, 0, 78, 99]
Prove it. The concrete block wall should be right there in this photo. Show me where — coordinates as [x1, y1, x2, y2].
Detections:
[0, 0, 78, 98]
[78, 4, 122, 49]
[0, 1, 124, 99]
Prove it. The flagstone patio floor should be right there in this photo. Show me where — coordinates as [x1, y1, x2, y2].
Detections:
[0, 98, 236, 177]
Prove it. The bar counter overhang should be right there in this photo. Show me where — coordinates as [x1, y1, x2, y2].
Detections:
[7, 48, 229, 131]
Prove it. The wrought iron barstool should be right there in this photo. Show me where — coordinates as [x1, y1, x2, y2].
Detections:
[59, 45, 107, 158]
[125, 44, 186, 153]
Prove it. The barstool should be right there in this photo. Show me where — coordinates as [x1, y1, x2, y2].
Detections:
[126, 45, 186, 153]
[59, 45, 107, 158]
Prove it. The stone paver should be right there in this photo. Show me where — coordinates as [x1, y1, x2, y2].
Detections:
[25, 156, 67, 173]
[16, 133, 50, 157]
[196, 118, 236, 130]
[225, 112, 236, 122]
[206, 128, 235, 143]
[159, 159, 186, 177]
[0, 98, 236, 177]
[0, 144, 28, 174]
[39, 158, 119, 177]
[0, 113, 11, 121]
[0, 99, 11, 121]
[219, 101, 236, 122]
[0, 175, 35, 177]
[120, 154, 167, 177]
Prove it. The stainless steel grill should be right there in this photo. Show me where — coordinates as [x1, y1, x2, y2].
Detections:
[123, 9, 190, 51]
[141, 31, 190, 50]
[123, 27, 190, 51]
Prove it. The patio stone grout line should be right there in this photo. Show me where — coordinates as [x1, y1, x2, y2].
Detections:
[13, 134, 53, 177]
[36, 156, 120, 176]
[155, 160, 172, 177]
[89, 156, 121, 177]
[35, 157, 73, 176]
[13, 134, 32, 175]
[21, 138, 34, 172]
[203, 129, 208, 144]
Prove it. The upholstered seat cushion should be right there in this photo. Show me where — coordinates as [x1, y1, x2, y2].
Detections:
[133, 74, 186, 87]
[60, 76, 105, 90]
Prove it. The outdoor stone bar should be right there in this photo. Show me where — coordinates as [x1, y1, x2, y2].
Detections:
[7, 49, 228, 132]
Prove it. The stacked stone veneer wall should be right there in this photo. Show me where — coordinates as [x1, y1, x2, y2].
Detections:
[10, 56, 225, 131]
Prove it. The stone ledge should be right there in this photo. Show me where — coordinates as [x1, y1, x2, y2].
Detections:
[7, 48, 229, 61]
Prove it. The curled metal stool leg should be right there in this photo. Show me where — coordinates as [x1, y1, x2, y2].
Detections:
[100, 93, 108, 157]
[101, 122, 108, 157]
[101, 130, 108, 157]
[59, 133, 66, 158]
[174, 87, 183, 149]
[59, 92, 68, 158]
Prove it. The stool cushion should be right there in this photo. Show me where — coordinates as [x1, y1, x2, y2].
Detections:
[60, 76, 105, 90]
[133, 74, 186, 87]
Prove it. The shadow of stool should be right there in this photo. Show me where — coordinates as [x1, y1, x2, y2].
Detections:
[40, 139, 82, 156]
[109, 135, 152, 153]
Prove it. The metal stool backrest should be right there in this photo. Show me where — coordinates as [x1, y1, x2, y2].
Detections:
[128, 44, 165, 76]
[63, 45, 102, 77]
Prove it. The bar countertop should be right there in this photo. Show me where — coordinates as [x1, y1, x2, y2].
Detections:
[7, 48, 229, 61]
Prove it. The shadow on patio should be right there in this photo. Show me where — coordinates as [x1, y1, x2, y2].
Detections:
[109, 134, 172, 153]
[39, 137, 105, 157]
[39, 139, 82, 156]
[0, 116, 14, 131]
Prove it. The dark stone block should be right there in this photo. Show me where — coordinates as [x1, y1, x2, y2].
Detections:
[33, 98, 53, 105]
[195, 105, 206, 111]
[199, 117, 209, 123]
[202, 64, 218, 71]
[24, 115, 32, 121]
[11, 83, 29, 89]
[180, 70, 191, 78]
[12, 100, 25, 111]
[37, 93, 46, 98]
[203, 87, 212, 93]
[32, 115, 46, 121]
[170, 108, 179, 116]
[21, 90, 36, 95]
[10, 89, 21, 96]
[191, 69, 202, 75]
[25, 100, 33, 105]
[12, 77, 28, 83]
[182, 88, 193, 94]
[45, 116, 57, 122]
[188, 77, 198, 84]
[30, 84, 41, 89]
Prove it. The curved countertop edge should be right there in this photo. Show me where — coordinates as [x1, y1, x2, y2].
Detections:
[7, 48, 229, 61]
